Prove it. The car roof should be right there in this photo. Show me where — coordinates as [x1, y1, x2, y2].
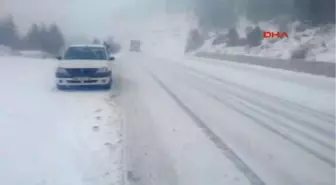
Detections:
[68, 44, 105, 48]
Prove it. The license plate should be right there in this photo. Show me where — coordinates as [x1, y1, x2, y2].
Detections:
[74, 77, 90, 81]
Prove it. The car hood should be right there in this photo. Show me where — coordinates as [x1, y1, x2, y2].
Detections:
[58, 60, 108, 68]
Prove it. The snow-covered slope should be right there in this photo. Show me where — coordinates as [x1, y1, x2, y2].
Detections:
[199, 18, 335, 63]
[116, 12, 334, 63]
[0, 56, 123, 185]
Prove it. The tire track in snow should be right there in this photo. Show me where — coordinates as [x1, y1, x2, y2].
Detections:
[149, 59, 335, 147]
[193, 87, 335, 168]
[153, 56, 336, 126]
[188, 82, 335, 152]
[177, 67, 335, 168]
[144, 57, 335, 168]
[114, 62, 180, 185]
[174, 59, 335, 124]
[143, 66, 266, 185]
[182, 66, 335, 135]
[225, 88, 335, 151]
[150, 55, 335, 123]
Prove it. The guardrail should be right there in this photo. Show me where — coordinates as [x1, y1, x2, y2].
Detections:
[195, 52, 335, 78]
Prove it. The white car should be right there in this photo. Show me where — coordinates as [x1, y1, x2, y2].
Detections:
[55, 44, 115, 90]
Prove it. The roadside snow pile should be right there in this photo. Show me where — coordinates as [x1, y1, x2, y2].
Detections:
[0, 45, 15, 56]
[0, 45, 54, 59]
[198, 17, 335, 63]
[19, 50, 54, 59]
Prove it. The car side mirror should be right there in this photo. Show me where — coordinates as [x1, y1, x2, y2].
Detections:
[56, 56, 62, 60]
[109, 56, 115, 61]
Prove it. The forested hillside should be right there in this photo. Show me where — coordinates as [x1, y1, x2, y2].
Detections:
[185, 0, 335, 62]
[193, 0, 335, 29]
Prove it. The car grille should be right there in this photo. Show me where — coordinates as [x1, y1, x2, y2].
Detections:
[66, 68, 98, 77]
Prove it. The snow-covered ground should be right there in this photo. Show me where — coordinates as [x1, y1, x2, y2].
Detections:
[18, 50, 54, 59]
[117, 52, 335, 185]
[0, 56, 123, 185]
[0, 45, 53, 59]
[199, 18, 335, 63]
[0, 45, 17, 56]
[0, 40, 334, 185]
[0, 12, 334, 185]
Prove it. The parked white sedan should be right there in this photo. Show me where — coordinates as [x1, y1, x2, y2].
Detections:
[55, 44, 115, 90]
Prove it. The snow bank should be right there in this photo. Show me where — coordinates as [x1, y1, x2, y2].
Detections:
[0, 45, 54, 59]
[0, 45, 15, 56]
[199, 18, 335, 63]
[18, 50, 54, 59]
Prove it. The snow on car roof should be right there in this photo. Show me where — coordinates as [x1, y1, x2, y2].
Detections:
[68, 44, 105, 48]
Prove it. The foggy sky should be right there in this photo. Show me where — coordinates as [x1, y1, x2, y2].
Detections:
[0, 0, 167, 38]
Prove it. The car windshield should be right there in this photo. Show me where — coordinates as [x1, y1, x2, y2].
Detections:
[63, 46, 107, 60]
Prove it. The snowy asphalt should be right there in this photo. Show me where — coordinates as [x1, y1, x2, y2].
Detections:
[114, 52, 335, 185]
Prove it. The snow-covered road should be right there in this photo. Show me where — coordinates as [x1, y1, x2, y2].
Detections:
[0, 53, 334, 185]
[116, 52, 335, 185]
[0, 57, 123, 185]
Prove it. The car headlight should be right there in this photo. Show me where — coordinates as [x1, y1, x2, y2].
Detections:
[96, 67, 108, 73]
[56, 67, 68, 74]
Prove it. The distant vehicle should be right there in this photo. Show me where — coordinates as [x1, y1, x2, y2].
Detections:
[55, 44, 115, 90]
[130, 40, 141, 52]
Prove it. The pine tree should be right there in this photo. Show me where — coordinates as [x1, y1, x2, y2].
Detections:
[39, 23, 49, 52]
[193, 0, 236, 29]
[0, 15, 20, 48]
[25, 23, 41, 50]
[92, 38, 100, 44]
[47, 23, 65, 55]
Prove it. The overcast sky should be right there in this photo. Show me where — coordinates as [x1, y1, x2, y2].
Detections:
[0, 0, 167, 38]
